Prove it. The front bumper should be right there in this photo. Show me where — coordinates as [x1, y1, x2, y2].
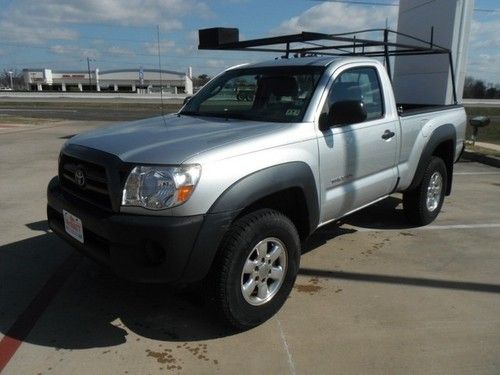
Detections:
[47, 176, 229, 283]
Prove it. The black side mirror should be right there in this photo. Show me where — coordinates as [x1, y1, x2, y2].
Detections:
[330, 100, 367, 126]
[183, 96, 193, 105]
[319, 100, 367, 131]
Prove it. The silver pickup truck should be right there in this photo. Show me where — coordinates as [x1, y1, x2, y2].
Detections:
[47, 56, 466, 328]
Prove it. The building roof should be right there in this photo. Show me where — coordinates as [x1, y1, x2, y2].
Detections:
[23, 68, 186, 76]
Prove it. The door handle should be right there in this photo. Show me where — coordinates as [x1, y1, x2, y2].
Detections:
[381, 129, 395, 140]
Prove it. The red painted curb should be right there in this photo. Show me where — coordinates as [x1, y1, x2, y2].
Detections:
[0, 252, 81, 373]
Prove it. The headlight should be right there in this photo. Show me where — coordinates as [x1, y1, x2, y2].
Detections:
[121, 165, 201, 210]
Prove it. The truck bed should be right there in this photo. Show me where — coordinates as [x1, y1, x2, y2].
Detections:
[397, 103, 463, 117]
[396, 104, 467, 191]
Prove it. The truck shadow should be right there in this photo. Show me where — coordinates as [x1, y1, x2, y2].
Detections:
[303, 196, 417, 256]
[340, 196, 416, 230]
[0, 199, 435, 351]
[0, 226, 238, 350]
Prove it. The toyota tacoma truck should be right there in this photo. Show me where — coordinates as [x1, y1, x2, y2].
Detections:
[47, 53, 466, 328]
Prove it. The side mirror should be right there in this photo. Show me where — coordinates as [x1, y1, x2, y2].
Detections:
[183, 96, 193, 105]
[319, 100, 367, 131]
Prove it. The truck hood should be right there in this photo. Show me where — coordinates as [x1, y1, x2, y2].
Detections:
[69, 114, 290, 164]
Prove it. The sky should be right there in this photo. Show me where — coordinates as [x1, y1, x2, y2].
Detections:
[0, 0, 498, 84]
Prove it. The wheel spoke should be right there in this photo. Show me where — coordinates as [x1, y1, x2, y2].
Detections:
[268, 243, 283, 262]
[257, 282, 269, 299]
[269, 266, 284, 280]
[255, 242, 268, 258]
[242, 278, 257, 298]
[243, 259, 258, 274]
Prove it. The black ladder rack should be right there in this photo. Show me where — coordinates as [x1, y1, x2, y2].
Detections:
[198, 27, 458, 104]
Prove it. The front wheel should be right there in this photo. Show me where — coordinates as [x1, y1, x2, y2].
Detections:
[211, 209, 300, 329]
[403, 156, 448, 226]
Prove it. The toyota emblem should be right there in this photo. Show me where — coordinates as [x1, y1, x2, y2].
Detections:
[74, 168, 86, 187]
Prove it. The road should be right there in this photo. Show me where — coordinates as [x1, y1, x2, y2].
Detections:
[0, 106, 163, 121]
[463, 99, 500, 108]
[0, 97, 182, 122]
[0, 119, 499, 374]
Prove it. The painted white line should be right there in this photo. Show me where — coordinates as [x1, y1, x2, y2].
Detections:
[277, 319, 296, 375]
[454, 172, 500, 175]
[351, 223, 500, 232]
[422, 223, 500, 231]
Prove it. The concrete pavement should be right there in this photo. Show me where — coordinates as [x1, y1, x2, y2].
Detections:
[0, 119, 499, 374]
[474, 141, 500, 151]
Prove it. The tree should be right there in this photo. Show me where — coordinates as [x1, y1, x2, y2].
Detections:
[472, 80, 486, 98]
[193, 74, 211, 88]
[463, 76, 499, 99]
[0, 69, 24, 90]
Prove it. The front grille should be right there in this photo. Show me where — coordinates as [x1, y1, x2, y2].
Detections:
[59, 153, 112, 209]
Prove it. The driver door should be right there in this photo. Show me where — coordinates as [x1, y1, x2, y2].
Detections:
[317, 66, 399, 223]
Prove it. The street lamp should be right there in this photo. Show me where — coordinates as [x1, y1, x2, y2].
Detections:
[7, 71, 13, 90]
[82, 57, 96, 91]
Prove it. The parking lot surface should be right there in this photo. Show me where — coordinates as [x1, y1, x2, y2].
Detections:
[1, 120, 499, 374]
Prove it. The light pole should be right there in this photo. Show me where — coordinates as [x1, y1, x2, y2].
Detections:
[7, 71, 13, 90]
[86, 57, 95, 91]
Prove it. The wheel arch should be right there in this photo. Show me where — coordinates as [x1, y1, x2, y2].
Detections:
[406, 124, 456, 196]
[181, 162, 319, 282]
[208, 161, 320, 236]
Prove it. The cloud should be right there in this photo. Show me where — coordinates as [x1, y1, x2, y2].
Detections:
[108, 46, 135, 57]
[143, 41, 176, 55]
[50, 45, 100, 60]
[0, 0, 197, 45]
[0, 20, 78, 44]
[272, 2, 398, 35]
[466, 18, 500, 82]
[206, 59, 227, 68]
[2, 0, 213, 38]
[469, 19, 500, 50]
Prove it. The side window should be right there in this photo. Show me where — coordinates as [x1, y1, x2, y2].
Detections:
[322, 67, 384, 123]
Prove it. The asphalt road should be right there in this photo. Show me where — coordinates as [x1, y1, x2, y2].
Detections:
[463, 99, 500, 108]
[0, 120, 499, 374]
[0, 105, 167, 122]
[0, 98, 182, 121]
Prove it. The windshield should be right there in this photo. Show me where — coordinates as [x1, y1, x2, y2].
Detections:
[181, 66, 325, 123]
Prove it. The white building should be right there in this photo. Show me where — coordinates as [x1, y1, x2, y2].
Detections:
[23, 67, 193, 94]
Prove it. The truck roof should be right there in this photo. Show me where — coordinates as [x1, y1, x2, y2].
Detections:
[231, 56, 377, 70]
[246, 56, 336, 68]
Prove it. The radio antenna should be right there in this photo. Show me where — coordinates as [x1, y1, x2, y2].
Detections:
[156, 25, 165, 117]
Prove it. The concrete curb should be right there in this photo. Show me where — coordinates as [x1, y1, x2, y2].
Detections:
[461, 151, 500, 168]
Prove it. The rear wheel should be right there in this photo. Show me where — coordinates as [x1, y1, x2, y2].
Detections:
[211, 209, 300, 329]
[403, 156, 447, 226]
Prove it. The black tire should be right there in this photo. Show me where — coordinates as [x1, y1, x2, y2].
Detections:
[403, 156, 448, 226]
[211, 209, 300, 329]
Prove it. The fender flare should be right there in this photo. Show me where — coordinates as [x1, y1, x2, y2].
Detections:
[406, 123, 456, 195]
[208, 161, 319, 231]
